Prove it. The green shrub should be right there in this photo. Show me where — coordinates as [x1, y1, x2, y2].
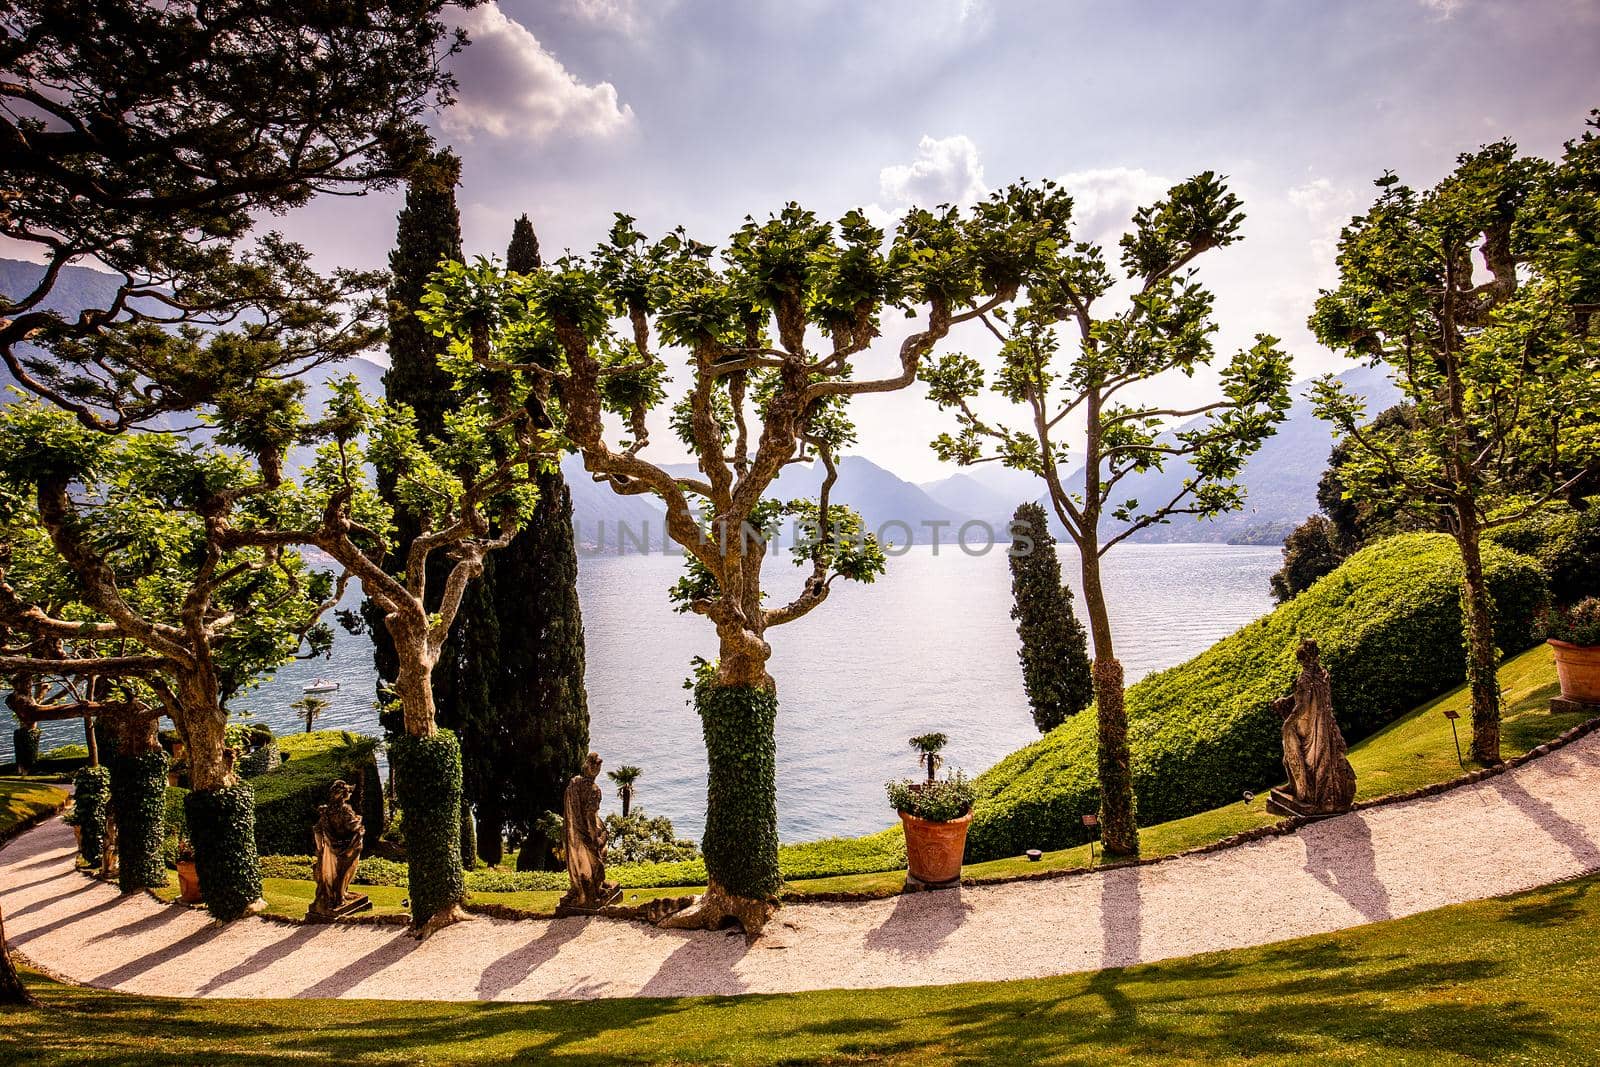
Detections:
[887, 773, 975, 822]
[109, 748, 169, 890]
[43, 743, 89, 761]
[12, 726, 40, 772]
[1487, 505, 1600, 606]
[967, 532, 1548, 862]
[390, 730, 466, 925]
[185, 784, 262, 920]
[251, 732, 382, 856]
[237, 739, 281, 779]
[71, 766, 112, 867]
[603, 810, 699, 865]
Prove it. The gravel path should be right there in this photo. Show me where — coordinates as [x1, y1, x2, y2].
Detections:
[5, 731, 1600, 1002]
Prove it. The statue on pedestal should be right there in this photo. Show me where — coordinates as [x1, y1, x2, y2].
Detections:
[1268, 639, 1357, 818]
[557, 752, 621, 915]
[309, 780, 372, 920]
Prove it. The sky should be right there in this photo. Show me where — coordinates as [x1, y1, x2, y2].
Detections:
[47, 0, 1600, 480]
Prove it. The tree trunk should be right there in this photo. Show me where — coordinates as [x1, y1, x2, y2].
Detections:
[1455, 510, 1503, 764]
[175, 688, 264, 919]
[660, 651, 781, 934]
[475, 799, 504, 867]
[0, 904, 33, 1006]
[1080, 549, 1139, 856]
[105, 715, 169, 892]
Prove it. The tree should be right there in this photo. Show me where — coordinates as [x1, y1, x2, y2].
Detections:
[425, 190, 1062, 930]
[1, 0, 471, 430]
[923, 173, 1294, 855]
[1311, 120, 1600, 764]
[909, 734, 948, 784]
[1007, 501, 1094, 731]
[1269, 515, 1345, 603]
[292, 696, 330, 734]
[607, 765, 641, 818]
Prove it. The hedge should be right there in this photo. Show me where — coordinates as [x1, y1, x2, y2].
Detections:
[109, 748, 169, 890]
[11, 726, 39, 773]
[391, 730, 465, 926]
[71, 766, 112, 868]
[249, 732, 383, 856]
[696, 682, 782, 901]
[185, 784, 263, 920]
[1486, 504, 1600, 606]
[966, 533, 1548, 862]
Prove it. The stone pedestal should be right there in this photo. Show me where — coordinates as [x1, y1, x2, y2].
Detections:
[1266, 788, 1344, 821]
[1550, 696, 1600, 717]
[306, 893, 372, 922]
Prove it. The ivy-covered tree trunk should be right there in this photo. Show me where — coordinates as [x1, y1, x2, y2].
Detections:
[72, 766, 112, 868]
[105, 717, 169, 892]
[1080, 549, 1138, 857]
[1455, 510, 1503, 764]
[391, 729, 466, 933]
[0, 904, 31, 1006]
[174, 685, 264, 918]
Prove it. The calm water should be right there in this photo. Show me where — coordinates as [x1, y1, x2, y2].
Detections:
[12, 543, 1279, 842]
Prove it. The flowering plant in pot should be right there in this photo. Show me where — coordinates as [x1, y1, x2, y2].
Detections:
[887, 734, 975, 887]
[1540, 598, 1600, 705]
[174, 838, 203, 905]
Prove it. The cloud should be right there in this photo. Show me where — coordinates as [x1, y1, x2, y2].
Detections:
[443, 3, 633, 142]
[561, 0, 672, 35]
[1288, 177, 1359, 268]
[877, 134, 990, 210]
[1058, 167, 1173, 247]
[1419, 0, 1464, 16]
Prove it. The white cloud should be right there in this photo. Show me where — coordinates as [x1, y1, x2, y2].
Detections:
[443, 3, 633, 142]
[1288, 177, 1358, 268]
[1419, 0, 1464, 17]
[1057, 167, 1173, 247]
[877, 134, 990, 210]
[562, 0, 672, 35]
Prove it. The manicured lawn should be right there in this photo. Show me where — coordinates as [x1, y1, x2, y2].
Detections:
[6, 872, 1600, 1064]
[0, 777, 68, 840]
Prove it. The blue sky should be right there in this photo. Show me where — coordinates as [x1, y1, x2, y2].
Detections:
[169, 1, 1600, 477]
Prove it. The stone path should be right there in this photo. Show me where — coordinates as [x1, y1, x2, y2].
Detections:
[5, 732, 1600, 1002]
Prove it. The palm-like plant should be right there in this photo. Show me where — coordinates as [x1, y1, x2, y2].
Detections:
[291, 696, 330, 735]
[607, 765, 642, 818]
[909, 733, 949, 784]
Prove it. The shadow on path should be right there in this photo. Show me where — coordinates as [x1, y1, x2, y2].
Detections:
[10, 893, 126, 947]
[195, 923, 329, 996]
[91, 919, 232, 987]
[1493, 770, 1600, 869]
[477, 918, 589, 999]
[5, 876, 98, 921]
[637, 931, 751, 998]
[1302, 816, 1391, 922]
[863, 887, 970, 959]
[297, 931, 421, 999]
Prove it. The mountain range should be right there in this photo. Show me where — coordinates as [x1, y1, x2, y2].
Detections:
[3, 256, 1394, 552]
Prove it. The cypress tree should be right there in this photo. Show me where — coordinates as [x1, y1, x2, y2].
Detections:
[1008, 501, 1094, 733]
[432, 215, 590, 871]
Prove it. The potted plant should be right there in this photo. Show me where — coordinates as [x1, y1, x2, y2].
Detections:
[1542, 597, 1600, 705]
[887, 734, 975, 887]
[174, 838, 203, 904]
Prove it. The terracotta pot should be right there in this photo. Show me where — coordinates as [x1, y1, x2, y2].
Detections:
[1550, 639, 1600, 704]
[176, 859, 203, 905]
[899, 809, 973, 886]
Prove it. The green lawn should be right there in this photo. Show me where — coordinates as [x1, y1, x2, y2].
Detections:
[6, 872, 1600, 1064]
[0, 777, 68, 840]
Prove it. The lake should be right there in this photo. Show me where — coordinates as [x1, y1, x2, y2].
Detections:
[11, 542, 1280, 842]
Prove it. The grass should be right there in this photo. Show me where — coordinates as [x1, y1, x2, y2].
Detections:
[5, 872, 1600, 1064]
[0, 777, 68, 840]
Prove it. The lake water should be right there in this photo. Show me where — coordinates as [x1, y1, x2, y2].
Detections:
[11, 543, 1280, 842]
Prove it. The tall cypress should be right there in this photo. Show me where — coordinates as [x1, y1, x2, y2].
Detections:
[1008, 501, 1094, 733]
[433, 214, 590, 870]
[364, 149, 464, 732]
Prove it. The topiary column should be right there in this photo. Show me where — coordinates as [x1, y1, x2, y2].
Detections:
[183, 784, 263, 920]
[11, 726, 39, 775]
[390, 730, 466, 929]
[72, 766, 112, 868]
[108, 748, 169, 891]
[695, 684, 781, 904]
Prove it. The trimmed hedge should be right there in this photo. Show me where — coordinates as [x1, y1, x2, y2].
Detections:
[697, 683, 782, 901]
[71, 766, 112, 868]
[237, 739, 281, 780]
[185, 784, 263, 920]
[391, 730, 466, 925]
[109, 749, 169, 890]
[1487, 505, 1600, 606]
[12, 726, 40, 773]
[967, 533, 1548, 862]
[250, 732, 383, 856]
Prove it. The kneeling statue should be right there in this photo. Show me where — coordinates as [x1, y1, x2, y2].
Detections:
[557, 752, 621, 915]
[309, 780, 371, 920]
[1268, 639, 1357, 818]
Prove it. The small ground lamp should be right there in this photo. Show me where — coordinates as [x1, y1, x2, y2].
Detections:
[1082, 813, 1100, 862]
[1444, 709, 1464, 768]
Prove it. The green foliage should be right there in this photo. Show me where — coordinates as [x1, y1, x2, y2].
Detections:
[1488, 505, 1600, 606]
[390, 731, 466, 925]
[1540, 598, 1600, 647]
[184, 784, 263, 920]
[109, 748, 168, 891]
[887, 772, 975, 823]
[1269, 515, 1347, 604]
[1008, 502, 1094, 729]
[41, 743, 88, 761]
[71, 766, 112, 868]
[603, 810, 699, 865]
[967, 533, 1548, 861]
[695, 683, 781, 900]
[249, 732, 382, 856]
[10, 727, 40, 772]
[236, 739, 281, 779]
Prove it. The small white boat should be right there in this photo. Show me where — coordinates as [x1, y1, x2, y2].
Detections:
[303, 679, 340, 694]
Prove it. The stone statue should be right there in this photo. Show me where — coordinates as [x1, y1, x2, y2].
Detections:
[1268, 639, 1357, 817]
[557, 752, 620, 914]
[309, 780, 371, 920]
